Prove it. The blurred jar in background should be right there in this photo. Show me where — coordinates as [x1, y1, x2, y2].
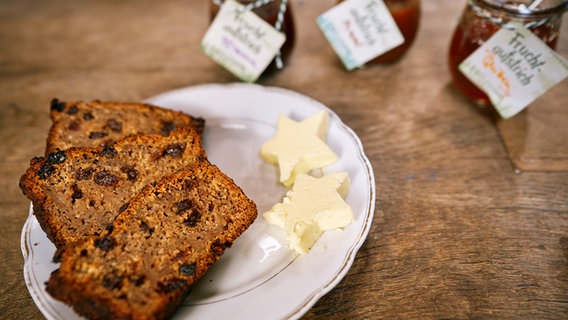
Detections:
[209, 0, 295, 74]
[337, 0, 421, 64]
[448, 0, 567, 107]
[371, 0, 421, 64]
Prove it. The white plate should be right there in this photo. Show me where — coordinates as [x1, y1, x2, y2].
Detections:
[21, 83, 376, 320]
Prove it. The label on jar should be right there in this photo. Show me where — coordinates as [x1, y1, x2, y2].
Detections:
[459, 22, 568, 119]
[317, 0, 404, 71]
[201, 0, 286, 82]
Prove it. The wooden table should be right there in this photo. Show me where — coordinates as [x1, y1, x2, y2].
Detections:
[2, 0, 567, 319]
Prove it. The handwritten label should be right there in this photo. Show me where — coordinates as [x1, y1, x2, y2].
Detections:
[201, 0, 286, 82]
[459, 22, 568, 119]
[317, 0, 404, 70]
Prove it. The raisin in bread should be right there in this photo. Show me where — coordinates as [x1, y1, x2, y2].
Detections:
[20, 128, 206, 248]
[46, 99, 205, 154]
[46, 161, 258, 320]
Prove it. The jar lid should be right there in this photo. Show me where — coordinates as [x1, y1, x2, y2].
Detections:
[476, 0, 568, 18]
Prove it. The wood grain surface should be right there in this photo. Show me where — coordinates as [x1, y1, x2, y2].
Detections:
[1, 0, 567, 319]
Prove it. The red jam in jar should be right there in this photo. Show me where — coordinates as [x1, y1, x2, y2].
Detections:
[370, 0, 421, 64]
[448, 0, 566, 106]
[337, 0, 421, 64]
[209, 0, 295, 74]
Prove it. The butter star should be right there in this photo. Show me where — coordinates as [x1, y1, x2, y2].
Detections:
[260, 111, 338, 187]
[263, 172, 353, 254]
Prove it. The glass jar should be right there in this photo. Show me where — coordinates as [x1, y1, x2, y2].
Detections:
[337, 0, 421, 64]
[372, 0, 421, 64]
[448, 0, 567, 107]
[209, 0, 295, 74]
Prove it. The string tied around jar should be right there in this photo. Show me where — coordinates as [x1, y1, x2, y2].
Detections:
[467, 0, 568, 30]
[211, 0, 289, 69]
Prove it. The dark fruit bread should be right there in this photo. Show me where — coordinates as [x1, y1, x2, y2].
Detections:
[46, 99, 205, 154]
[19, 128, 206, 248]
[46, 161, 258, 320]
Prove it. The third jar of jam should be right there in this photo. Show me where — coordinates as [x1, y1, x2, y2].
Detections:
[448, 0, 567, 106]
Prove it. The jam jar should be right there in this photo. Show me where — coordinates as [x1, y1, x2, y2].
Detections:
[336, 0, 421, 64]
[209, 0, 295, 74]
[371, 0, 421, 64]
[448, 0, 567, 107]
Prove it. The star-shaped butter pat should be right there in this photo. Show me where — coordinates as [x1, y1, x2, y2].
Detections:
[260, 111, 338, 187]
[263, 172, 354, 254]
